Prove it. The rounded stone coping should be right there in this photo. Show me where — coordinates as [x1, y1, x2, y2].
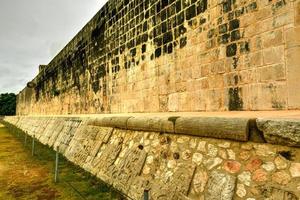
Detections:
[3, 115, 300, 146]
[82, 116, 250, 142]
[257, 118, 300, 147]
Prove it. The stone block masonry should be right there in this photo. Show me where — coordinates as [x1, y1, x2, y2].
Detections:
[16, 0, 300, 115]
[2, 114, 300, 199]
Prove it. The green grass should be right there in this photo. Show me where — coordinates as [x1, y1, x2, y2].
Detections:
[0, 123, 123, 200]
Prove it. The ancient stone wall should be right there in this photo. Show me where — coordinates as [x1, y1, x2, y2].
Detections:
[2, 116, 300, 199]
[17, 0, 300, 115]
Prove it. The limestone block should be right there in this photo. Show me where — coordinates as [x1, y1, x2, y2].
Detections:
[287, 47, 300, 109]
[257, 186, 298, 200]
[285, 27, 300, 49]
[296, 1, 300, 26]
[257, 118, 300, 147]
[263, 45, 284, 65]
[262, 29, 283, 48]
[257, 64, 286, 82]
[175, 117, 250, 141]
[90, 116, 131, 129]
[126, 116, 174, 133]
[205, 171, 236, 200]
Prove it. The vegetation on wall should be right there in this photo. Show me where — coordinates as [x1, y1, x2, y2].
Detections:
[0, 93, 16, 116]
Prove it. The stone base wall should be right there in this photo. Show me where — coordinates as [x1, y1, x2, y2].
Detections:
[3, 116, 300, 199]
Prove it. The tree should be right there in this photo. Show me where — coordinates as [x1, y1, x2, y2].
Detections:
[0, 93, 16, 116]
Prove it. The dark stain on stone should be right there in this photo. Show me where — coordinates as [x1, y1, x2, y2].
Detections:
[186, 4, 196, 21]
[173, 152, 180, 160]
[229, 19, 240, 31]
[155, 47, 162, 58]
[232, 57, 239, 69]
[218, 34, 230, 44]
[207, 29, 215, 38]
[168, 116, 180, 127]
[228, 87, 243, 111]
[277, 151, 294, 161]
[226, 43, 237, 57]
[222, 0, 235, 13]
[138, 144, 144, 150]
[231, 30, 241, 41]
[240, 41, 250, 53]
[196, 0, 208, 14]
[219, 23, 228, 34]
[180, 37, 187, 48]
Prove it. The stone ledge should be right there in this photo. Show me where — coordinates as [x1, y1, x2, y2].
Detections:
[2, 111, 300, 147]
[257, 118, 300, 147]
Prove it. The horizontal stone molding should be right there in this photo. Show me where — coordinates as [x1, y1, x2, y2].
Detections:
[2, 114, 300, 147]
[86, 115, 250, 142]
[257, 118, 300, 147]
[174, 117, 250, 142]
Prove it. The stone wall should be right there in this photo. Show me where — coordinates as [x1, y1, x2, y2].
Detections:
[2, 116, 300, 199]
[17, 0, 300, 115]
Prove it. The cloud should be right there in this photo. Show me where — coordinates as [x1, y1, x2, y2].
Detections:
[0, 0, 107, 94]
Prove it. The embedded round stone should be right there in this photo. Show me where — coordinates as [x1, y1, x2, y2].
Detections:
[223, 160, 241, 173]
[193, 170, 208, 193]
[252, 169, 268, 182]
[262, 162, 275, 172]
[239, 150, 251, 161]
[290, 163, 300, 177]
[245, 157, 263, 172]
[238, 171, 251, 186]
[274, 156, 288, 170]
[236, 184, 246, 198]
[197, 141, 207, 152]
[207, 144, 218, 157]
[192, 153, 203, 165]
[272, 171, 291, 185]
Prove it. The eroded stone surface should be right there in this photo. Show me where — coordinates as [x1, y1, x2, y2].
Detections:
[257, 119, 300, 147]
[3, 116, 300, 200]
[205, 171, 236, 200]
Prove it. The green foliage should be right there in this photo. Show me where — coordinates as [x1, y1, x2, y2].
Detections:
[0, 93, 16, 116]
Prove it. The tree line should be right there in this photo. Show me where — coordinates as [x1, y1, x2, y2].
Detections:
[0, 93, 16, 116]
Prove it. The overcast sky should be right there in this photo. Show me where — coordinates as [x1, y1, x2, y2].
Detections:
[0, 0, 107, 94]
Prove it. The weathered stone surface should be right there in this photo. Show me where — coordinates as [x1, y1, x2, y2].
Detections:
[238, 171, 251, 186]
[3, 116, 300, 200]
[151, 164, 196, 200]
[14, 0, 300, 115]
[127, 117, 174, 133]
[223, 160, 241, 174]
[257, 119, 300, 147]
[205, 171, 236, 200]
[245, 157, 263, 172]
[193, 169, 208, 193]
[252, 169, 268, 182]
[274, 155, 288, 170]
[236, 184, 247, 198]
[290, 163, 300, 178]
[175, 117, 249, 141]
[272, 171, 291, 185]
[257, 186, 299, 200]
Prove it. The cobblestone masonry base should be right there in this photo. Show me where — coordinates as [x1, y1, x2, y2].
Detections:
[2, 116, 300, 200]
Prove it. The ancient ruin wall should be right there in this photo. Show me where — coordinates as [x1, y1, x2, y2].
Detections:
[2, 116, 300, 199]
[17, 0, 300, 115]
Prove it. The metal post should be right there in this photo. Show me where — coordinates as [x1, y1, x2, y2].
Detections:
[110, 187, 113, 200]
[144, 190, 149, 200]
[54, 147, 59, 183]
[31, 135, 35, 156]
[24, 134, 27, 145]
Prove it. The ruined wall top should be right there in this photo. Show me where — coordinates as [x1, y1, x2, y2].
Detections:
[17, 0, 300, 115]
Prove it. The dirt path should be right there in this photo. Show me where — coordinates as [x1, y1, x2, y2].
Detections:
[0, 124, 116, 200]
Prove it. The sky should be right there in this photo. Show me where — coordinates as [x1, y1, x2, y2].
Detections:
[0, 0, 108, 94]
